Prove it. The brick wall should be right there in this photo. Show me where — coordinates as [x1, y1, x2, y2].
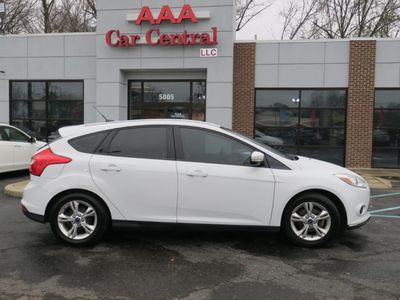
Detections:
[232, 42, 256, 138]
[346, 40, 377, 168]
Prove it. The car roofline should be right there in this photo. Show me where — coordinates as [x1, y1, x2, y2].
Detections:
[58, 119, 222, 139]
[82, 119, 220, 128]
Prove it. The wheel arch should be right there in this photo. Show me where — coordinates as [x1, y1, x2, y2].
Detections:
[281, 189, 348, 229]
[44, 189, 112, 224]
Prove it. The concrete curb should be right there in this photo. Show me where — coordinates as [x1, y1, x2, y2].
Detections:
[4, 180, 29, 198]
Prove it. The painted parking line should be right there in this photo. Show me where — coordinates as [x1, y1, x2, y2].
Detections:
[371, 215, 400, 219]
[369, 206, 400, 214]
[369, 192, 400, 219]
[370, 192, 400, 199]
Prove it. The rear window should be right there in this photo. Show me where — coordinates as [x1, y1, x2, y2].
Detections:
[108, 127, 169, 160]
[69, 132, 108, 154]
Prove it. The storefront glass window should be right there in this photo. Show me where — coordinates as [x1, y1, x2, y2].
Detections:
[255, 89, 347, 166]
[129, 80, 206, 121]
[373, 90, 400, 168]
[10, 81, 84, 142]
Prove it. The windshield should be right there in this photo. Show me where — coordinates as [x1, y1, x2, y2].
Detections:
[221, 127, 295, 160]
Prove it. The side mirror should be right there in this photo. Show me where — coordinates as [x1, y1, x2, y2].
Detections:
[250, 151, 265, 166]
[28, 137, 36, 144]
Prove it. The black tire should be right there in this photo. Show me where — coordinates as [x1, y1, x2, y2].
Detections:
[282, 193, 341, 248]
[49, 193, 109, 247]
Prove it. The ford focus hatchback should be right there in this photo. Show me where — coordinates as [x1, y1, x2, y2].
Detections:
[22, 120, 370, 247]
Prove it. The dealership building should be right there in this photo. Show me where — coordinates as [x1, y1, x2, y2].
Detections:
[0, 0, 400, 168]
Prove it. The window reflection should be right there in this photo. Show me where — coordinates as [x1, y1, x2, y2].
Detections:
[256, 90, 299, 108]
[31, 82, 46, 100]
[10, 81, 84, 142]
[301, 90, 346, 108]
[49, 82, 83, 101]
[143, 82, 190, 103]
[373, 89, 400, 168]
[11, 82, 28, 100]
[255, 89, 347, 165]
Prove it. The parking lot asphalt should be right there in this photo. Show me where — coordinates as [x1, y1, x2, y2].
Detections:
[0, 172, 399, 300]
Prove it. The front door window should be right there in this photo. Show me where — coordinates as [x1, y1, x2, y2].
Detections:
[128, 81, 206, 121]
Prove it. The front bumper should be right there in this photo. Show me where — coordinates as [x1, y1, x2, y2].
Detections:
[21, 205, 45, 224]
[340, 183, 371, 228]
[347, 213, 371, 229]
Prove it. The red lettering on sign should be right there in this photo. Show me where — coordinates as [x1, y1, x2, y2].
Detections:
[177, 5, 198, 24]
[212, 27, 218, 45]
[136, 6, 155, 25]
[106, 30, 142, 47]
[136, 5, 198, 25]
[199, 33, 211, 45]
[130, 34, 141, 46]
[169, 33, 183, 45]
[156, 5, 176, 24]
[146, 28, 160, 46]
[105, 27, 219, 48]
[105, 30, 119, 47]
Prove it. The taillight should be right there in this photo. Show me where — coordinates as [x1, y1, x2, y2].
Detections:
[29, 148, 72, 177]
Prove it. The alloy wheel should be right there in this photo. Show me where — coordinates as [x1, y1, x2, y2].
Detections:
[57, 200, 98, 241]
[290, 201, 332, 241]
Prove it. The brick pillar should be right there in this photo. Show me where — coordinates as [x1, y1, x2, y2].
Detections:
[346, 40, 376, 168]
[233, 42, 256, 138]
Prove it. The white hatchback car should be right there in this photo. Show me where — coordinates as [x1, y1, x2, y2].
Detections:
[21, 120, 371, 247]
[0, 124, 46, 173]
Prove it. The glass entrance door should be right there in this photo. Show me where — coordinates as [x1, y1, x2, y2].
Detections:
[128, 80, 206, 121]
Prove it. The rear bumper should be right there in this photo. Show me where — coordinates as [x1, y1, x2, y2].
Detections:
[21, 205, 45, 224]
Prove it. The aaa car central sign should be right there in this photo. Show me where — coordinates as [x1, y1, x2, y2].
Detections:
[105, 5, 218, 47]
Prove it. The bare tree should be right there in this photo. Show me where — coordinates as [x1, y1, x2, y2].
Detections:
[53, 0, 95, 32]
[281, 0, 400, 39]
[280, 0, 320, 39]
[41, 0, 59, 33]
[0, 0, 38, 34]
[236, 0, 274, 32]
[85, 0, 96, 19]
[34, 0, 95, 33]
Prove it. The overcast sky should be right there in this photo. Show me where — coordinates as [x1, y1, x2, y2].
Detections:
[236, 0, 287, 41]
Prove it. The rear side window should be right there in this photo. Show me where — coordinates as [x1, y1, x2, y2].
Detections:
[108, 127, 170, 160]
[69, 132, 108, 154]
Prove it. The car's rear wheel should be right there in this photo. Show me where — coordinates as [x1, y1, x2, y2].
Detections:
[49, 193, 109, 246]
[282, 193, 341, 247]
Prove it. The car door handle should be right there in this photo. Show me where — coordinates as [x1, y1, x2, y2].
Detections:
[14, 145, 22, 148]
[100, 165, 122, 172]
[186, 170, 208, 178]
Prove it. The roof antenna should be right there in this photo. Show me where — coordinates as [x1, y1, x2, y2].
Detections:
[93, 106, 114, 122]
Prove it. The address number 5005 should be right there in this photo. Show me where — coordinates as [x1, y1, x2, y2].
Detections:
[159, 94, 175, 101]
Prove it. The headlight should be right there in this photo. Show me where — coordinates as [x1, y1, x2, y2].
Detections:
[335, 174, 368, 189]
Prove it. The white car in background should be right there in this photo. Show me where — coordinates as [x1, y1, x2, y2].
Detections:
[0, 124, 47, 173]
[21, 120, 370, 247]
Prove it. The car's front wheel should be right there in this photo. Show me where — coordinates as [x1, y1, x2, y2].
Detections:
[282, 193, 341, 247]
[49, 193, 109, 246]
